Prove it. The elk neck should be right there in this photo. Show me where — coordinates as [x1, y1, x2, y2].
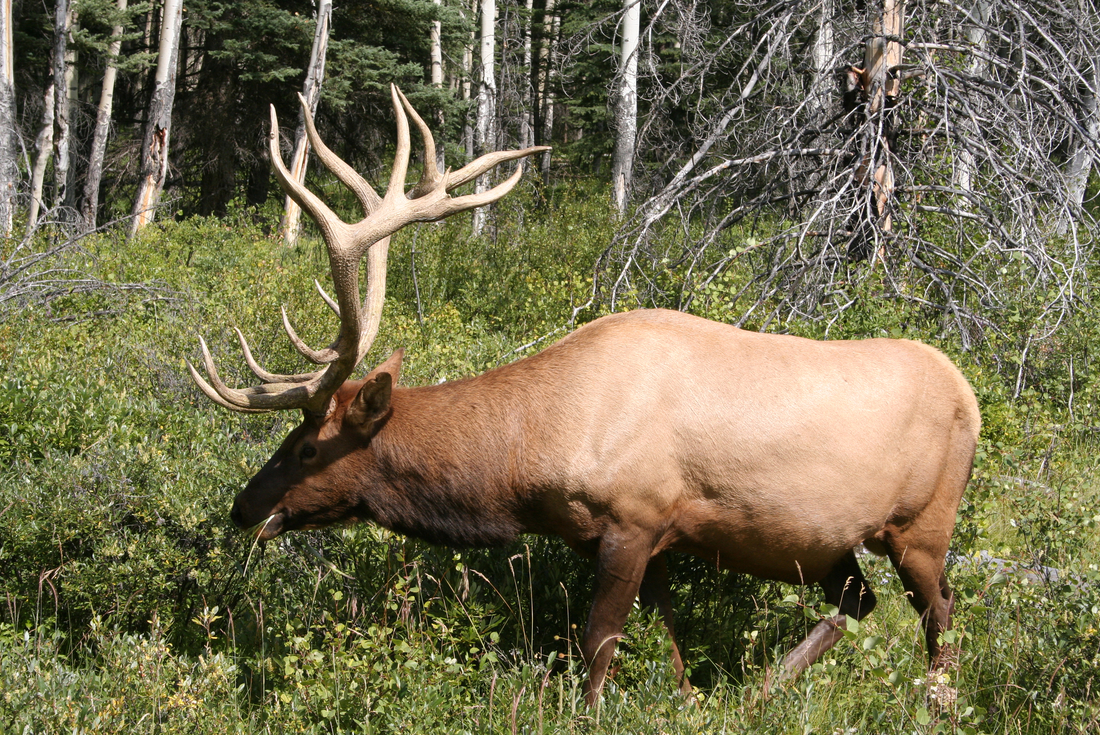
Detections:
[348, 367, 550, 548]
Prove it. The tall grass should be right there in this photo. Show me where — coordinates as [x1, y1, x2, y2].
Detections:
[1, 187, 1099, 732]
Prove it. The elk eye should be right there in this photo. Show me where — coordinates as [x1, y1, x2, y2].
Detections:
[299, 444, 317, 461]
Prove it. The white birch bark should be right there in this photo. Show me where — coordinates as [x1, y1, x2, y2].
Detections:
[130, 0, 183, 237]
[611, 0, 640, 215]
[81, 0, 128, 231]
[1062, 56, 1099, 233]
[952, 0, 991, 198]
[430, 0, 445, 170]
[0, 0, 16, 235]
[809, 0, 834, 118]
[53, 0, 71, 208]
[27, 82, 56, 233]
[281, 0, 332, 246]
[540, 2, 559, 184]
[462, 0, 475, 159]
[472, 0, 497, 236]
[519, 0, 534, 150]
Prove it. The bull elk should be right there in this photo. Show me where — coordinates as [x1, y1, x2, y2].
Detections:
[189, 85, 980, 706]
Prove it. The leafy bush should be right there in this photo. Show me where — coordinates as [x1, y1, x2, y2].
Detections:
[2, 192, 1100, 732]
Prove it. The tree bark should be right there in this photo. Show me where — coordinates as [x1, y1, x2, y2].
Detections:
[611, 0, 640, 215]
[809, 0, 834, 119]
[854, 0, 903, 242]
[472, 0, 497, 236]
[1062, 55, 1099, 234]
[0, 0, 16, 235]
[281, 0, 332, 247]
[27, 84, 55, 234]
[430, 0, 445, 170]
[462, 0, 475, 160]
[52, 0, 71, 210]
[81, 0, 128, 232]
[952, 0, 991, 199]
[519, 0, 534, 150]
[130, 0, 183, 237]
[540, 0, 559, 184]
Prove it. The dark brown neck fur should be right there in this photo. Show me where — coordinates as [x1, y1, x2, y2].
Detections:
[351, 370, 543, 547]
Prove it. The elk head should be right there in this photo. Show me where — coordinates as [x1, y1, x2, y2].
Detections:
[188, 85, 547, 539]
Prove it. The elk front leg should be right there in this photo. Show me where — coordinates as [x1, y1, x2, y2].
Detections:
[638, 553, 692, 696]
[581, 529, 654, 707]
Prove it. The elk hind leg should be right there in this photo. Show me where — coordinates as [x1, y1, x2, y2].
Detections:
[886, 531, 956, 671]
[638, 553, 692, 696]
[780, 549, 878, 679]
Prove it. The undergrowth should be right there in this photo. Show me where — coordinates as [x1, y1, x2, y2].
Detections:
[2, 184, 1099, 732]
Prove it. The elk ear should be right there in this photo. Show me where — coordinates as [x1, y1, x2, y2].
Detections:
[370, 348, 405, 386]
[346, 372, 392, 433]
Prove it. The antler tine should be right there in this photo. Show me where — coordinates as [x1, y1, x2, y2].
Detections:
[191, 335, 349, 414]
[314, 279, 341, 316]
[393, 87, 445, 200]
[235, 328, 319, 385]
[269, 105, 345, 244]
[448, 146, 550, 191]
[297, 93, 383, 216]
[281, 305, 338, 364]
[186, 360, 269, 414]
[432, 165, 527, 220]
[384, 84, 412, 203]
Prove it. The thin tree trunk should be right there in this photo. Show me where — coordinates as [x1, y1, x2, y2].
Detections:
[81, 0, 128, 232]
[130, 0, 183, 237]
[1062, 55, 1099, 233]
[519, 0, 534, 150]
[27, 82, 55, 233]
[430, 0, 445, 170]
[611, 0, 640, 215]
[858, 0, 903, 235]
[540, 0, 559, 185]
[462, 0, 475, 160]
[952, 0, 991, 199]
[52, 0, 71, 209]
[62, 3, 81, 210]
[281, 0, 332, 247]
[472, 0, 497, 236]
[0, 0, 16, 235]
[810, 0, 834, 119]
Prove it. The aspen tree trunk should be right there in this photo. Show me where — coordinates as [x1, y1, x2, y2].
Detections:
[63, 3, 79, 206]
[519, 0, 534, 150]
[540, 0, 559, 185]
[82, 0, 128, 231]
[1062, 56, 1099, 233]
[462, 0, 475, 159]
[130, 0, 183, 237]
[52, 0, 71, 209]
[281, 0, 332, 247]
[952, 0, 991, 199]
[810, 0, 834, 118]
[0, 0, 16, 235]
[430, 0, 445, 171]
[472, 0, 496, 236]
[27, 82, 56, 233]
[611, 0, 640, 215]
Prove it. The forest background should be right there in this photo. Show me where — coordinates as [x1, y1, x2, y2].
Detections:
[3, 0, 1100, 732]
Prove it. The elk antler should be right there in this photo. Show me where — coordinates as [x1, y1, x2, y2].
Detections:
[188, 85, 549, 415]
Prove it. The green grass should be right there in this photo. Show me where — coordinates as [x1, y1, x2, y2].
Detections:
[2, 189, 1100, 732]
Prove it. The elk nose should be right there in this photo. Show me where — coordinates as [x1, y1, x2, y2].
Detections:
[230, 503, 244, 529]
